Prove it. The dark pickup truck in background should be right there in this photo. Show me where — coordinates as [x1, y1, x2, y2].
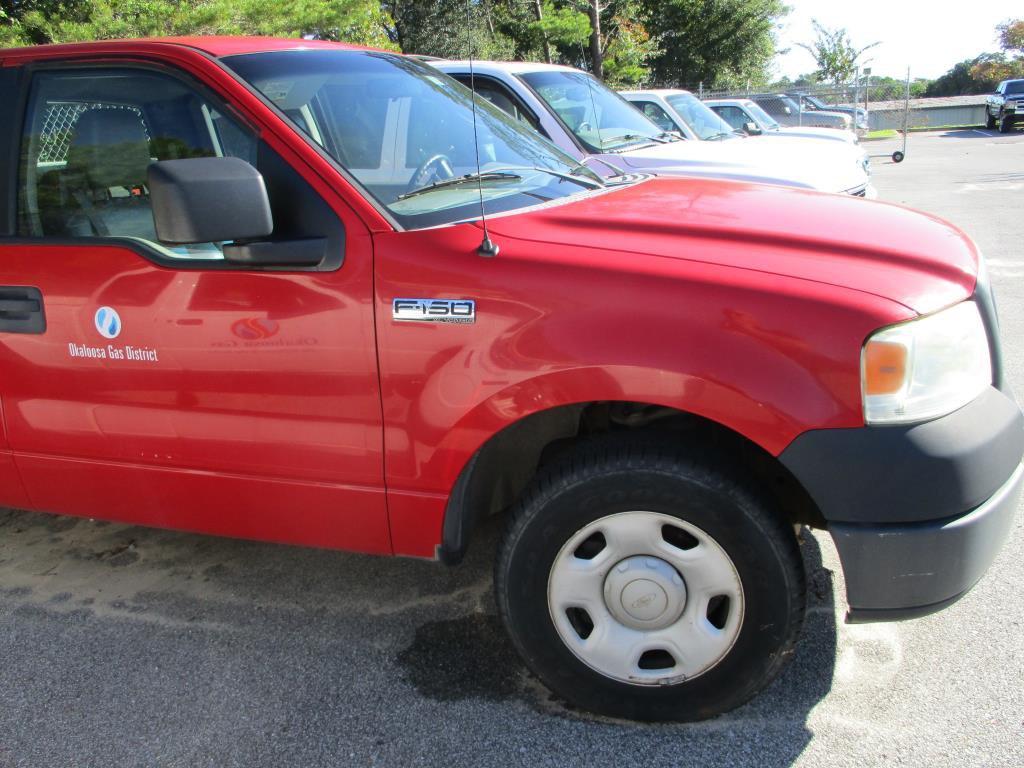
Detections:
[986, 79, 1024, 132]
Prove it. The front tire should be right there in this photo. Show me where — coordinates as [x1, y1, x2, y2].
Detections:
[495, 443, 805, 722]
[1000, 114, 1013, 133]
[986, 111, 997, 130]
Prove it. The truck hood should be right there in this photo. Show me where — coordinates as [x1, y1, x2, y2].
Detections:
[484, 177, 976, 315]
[616, 138, 868, 194]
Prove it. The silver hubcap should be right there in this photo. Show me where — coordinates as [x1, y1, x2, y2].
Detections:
[603, 556, 686, 630]
[548, 511, 744, 686]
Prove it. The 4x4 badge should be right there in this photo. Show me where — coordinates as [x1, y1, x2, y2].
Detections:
[393, 299, 475, 324]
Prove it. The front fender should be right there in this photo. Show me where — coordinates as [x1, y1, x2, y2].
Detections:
[374, 223, 912, 557]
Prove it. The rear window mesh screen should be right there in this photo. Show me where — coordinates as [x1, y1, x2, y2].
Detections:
[37, 103, 148, 165]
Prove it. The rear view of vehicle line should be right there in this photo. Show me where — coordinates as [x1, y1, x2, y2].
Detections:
[705, 97, 860, 145]
[0, 37, 1019, 723]
[620, 89, 871, 193]
[749, 93, 852, 130]
[788, 92, 869, 131]
[432, 60, 873, 196]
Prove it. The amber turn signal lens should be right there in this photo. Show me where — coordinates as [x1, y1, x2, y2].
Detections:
[864, 340, 907, 395]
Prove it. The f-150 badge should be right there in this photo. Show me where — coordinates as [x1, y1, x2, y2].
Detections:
[393, 298, 475, 324]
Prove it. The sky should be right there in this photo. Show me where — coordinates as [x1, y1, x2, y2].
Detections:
[773, 0, 1020, 80]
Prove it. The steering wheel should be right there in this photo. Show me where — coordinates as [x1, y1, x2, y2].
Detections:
[409, 154, 455, 190]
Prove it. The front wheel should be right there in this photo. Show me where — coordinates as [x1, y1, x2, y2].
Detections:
[1000, 114, 1014, 133]
[495, 443, 806, 721]
[986, 111, 997, 130]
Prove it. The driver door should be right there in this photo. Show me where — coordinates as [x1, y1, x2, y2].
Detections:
[0, 62, 388, 553]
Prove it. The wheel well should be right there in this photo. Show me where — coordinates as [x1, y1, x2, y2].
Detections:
[438, 401, 824, 564]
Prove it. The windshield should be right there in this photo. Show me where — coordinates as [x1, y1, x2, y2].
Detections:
[744, 101, 780, 130]
[519, 70, 669, 152]
[1007, 81, 1024, 95]
[223, 51, 602, 229]
[802, 95, 827, 110]
[665, 93, 739, 140]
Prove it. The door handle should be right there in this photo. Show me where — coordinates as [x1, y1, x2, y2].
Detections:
[0, 287, 46, 334]
[0, 299, 40, 314]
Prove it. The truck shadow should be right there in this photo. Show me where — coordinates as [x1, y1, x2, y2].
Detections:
[397, 521, 837, 766]
[0, 509, 837, 767]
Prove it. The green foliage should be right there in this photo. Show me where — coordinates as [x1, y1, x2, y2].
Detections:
[602, 13, 658, 87]
[999, 19, 1024, 54]
[640, 0, 788, 88]
[529, 1, 589, 49]
[970, 18, 1024, 84]
[797, 19, 878, 86]
[924, 56, 998, 97]
[383, 0, 516, 59]
[1, 0, 794, 92]
[0, 0, 397, 48]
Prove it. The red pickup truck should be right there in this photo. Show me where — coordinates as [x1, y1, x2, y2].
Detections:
[0, 37, 1019, 722]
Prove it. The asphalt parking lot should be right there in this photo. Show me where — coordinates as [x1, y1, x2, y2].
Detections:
[1, 128, 1023, 768]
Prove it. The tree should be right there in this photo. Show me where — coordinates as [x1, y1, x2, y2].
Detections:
[970, 18, 1024, 83]
[999, 18, 1024, 54]
[797, 19, 878, 85]
[1, 0, 396, 47]
[925, 54, 1002, 97]
[640, 0, 788, 88]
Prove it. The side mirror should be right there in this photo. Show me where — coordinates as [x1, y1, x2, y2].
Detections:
[149, 157, 272, 244]
[743, 121, 762, 135]
[148, 157, 324, 267]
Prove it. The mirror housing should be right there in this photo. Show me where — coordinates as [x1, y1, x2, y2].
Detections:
[149, 157, 273, 245]
[743, 121, 762, 135]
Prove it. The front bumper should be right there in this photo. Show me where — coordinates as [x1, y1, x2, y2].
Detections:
[780, 386, 1024, 621]
[832, 462, 1022, 622]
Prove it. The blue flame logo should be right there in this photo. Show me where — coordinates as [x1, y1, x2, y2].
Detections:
[94, 307, 122, 339]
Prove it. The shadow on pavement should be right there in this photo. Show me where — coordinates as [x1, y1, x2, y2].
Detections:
[934, 127, 1023, 139]
[0, 508, 838, 767]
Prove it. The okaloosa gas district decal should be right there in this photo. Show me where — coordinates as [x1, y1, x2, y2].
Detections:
[67, 306, 160, 362]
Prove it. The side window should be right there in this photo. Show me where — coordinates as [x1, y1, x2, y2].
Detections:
[715, 106, 748, 131]
[453, 76, 541, 131]
[18, 68, 258, 259]
[635, 101, 676, 132]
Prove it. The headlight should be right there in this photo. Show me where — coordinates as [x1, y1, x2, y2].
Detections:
[862, 301, 991, 424]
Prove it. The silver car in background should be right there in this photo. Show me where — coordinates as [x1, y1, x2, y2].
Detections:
[705, 97, 859, 145]
[749, 94, 851, 130]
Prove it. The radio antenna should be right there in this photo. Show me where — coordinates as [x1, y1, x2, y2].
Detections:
[466, 0, 499, 258]
[579, 42, 604, 151]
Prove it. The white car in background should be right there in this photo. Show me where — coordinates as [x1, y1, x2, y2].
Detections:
[623, 90, 870, 188]
[431, 61, 873, 197]
[704, 97, 859, 146]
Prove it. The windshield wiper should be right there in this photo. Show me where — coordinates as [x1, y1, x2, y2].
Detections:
[397, 171, 522, 201]
[705, 131, 737, 141]
[601, 133, 663, 150]
[475, 165, 604, 189]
